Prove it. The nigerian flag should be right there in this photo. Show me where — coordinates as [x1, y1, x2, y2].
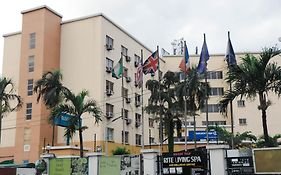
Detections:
[112, 57, 123, 79]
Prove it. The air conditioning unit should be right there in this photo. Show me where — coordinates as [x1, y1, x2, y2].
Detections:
[126, 119, 132, 125]
[126, 76, 131, 82]
[106, 67, 112, 73]
[134, 61, 139, 67]
[106, 112, 113, 119]
[135, 101, 141, 107]
[125, 97, 131, 103]
[24, 144, 30, 152]
[125, 56, 131, 62]
[106, 89, 113, 96]
[106, 44, 113, 51]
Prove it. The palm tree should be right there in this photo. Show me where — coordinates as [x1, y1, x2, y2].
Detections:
[220, 47, 281, 147]
[256, 134, 281, 148]
[0, 77, 22, 142]
[176, 67, 208, 146]
[50, 90, 102, 157]
[34, 70, 71, 145]
[146, 71, 183, 152]
[209, 126, 256, 148]
[34, 70, 70, 108]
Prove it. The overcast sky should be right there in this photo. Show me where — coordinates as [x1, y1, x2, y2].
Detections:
[1, 0, 281, 73]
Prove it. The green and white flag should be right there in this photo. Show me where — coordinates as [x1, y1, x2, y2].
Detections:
[112, 58, 123, 79]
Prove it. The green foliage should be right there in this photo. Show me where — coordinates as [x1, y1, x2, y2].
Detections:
[112, 147, 130, 155]
[209, 126, 257, 149]
[219, 47, 281, 147]
[256, 134, 281, 148]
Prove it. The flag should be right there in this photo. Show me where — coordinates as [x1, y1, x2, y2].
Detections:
[143, 51, 159, 75]
[197, 34, 210, 74]
[112, 58, 123, 79]
[225, 32, 236, 66]
[135, 61, 143, 88]
[179, 42, 190, 73]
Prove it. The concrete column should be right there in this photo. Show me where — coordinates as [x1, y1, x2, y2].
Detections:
[40, 153, 56, 175]
[87, 152, 103, 175]
[141, 149, 160, 175]
[206, 145, 229, 175]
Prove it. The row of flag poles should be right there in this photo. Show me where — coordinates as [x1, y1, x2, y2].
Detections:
[110, 31, 237, 149]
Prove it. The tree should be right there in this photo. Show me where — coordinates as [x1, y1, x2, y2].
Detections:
[145, 71, 183, 153]
[0, 77, 22, 142]
[112, 147, 130, 155]
[34, 70, 70, 109]
[256, 134, 281, 148]
[176, 67, 208, 146]
[219, 47, 281, 147]
[50, 90, 101, 157]
[34, 70, 71, 146]
[209, 126, 256, 148]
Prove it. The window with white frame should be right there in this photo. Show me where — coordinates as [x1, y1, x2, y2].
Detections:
[106, 128, 114, 141]
[26, 103, 32, 120]
[106, 58, 113, 71]
[122, 109, 129, 119]
[237, 100, 245, 107]
[239, 118, 247, 125]
[28, 56, 34, 72]
[106, 103, 114, 113]
[122, 131, 129, 144]
[121, 45, 128, 57]
[29, 33, 36, 49]
[149, 137, 155, 144]
[207, 71, 223, 79]
[210, 87, 224, 96]
[106, 80, 114, 92]
[201, 104, 220, 113]
[106, 35, 113, 50]
[27, 79, 33, 96]
[135, 134, 142, 146]
[135, 93, 141, 107]
[135, 113, 141, 127]
[122, 87, 128, 98]
[134, 54, 140, 66]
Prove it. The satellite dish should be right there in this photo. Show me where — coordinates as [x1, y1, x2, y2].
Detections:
[278, 37, 281, 42]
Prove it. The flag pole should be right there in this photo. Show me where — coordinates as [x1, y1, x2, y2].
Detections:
[141, 49, 145, 149]
[183, 41, 188, 151]
[228, 31, 235, 149]
[204, 33, 209, 146]
[121, 53, 125, 146]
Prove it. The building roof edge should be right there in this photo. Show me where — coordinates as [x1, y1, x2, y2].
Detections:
[21, 5, 62, 18]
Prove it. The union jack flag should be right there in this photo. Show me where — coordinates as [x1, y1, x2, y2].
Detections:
[143, 51, 159, 75]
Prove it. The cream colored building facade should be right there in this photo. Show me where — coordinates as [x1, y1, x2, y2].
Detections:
[1, 5, 281, 164]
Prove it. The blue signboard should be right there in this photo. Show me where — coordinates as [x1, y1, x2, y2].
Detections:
[188, 130, 217, 141]
[53, 113, 80, 128]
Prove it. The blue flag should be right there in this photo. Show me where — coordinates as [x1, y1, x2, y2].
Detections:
[225, 32, 236, 66]
[197, 34, 210, 74]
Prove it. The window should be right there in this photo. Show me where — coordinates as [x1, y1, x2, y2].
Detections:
[239, 118, 247, 125]
[135, 93, 141, 107]
[106, 103, 114, 113]
[136, 134, 142, 146]
[23, 160, 29, 164]
[149, 118, 154, 128]
[210, 87, 224, 96]
[121, 46, 128, 57]
[122, 87, 128, 98]
[122, 109, 129, 119]
[207, 71, 223, 79]
[29, 33, 36, 49]
[23, 127, 31, 145]
[122, 131, 129, 144]
[149, 137, 155, 144]
[106, 128, 114, 141]
[201, 104, 220, 113]
[179, 72, 185, 82]
[183, 121, 195, 126]
[28, 56, 34, 72]
[134, 54, 140, 67]
[237, 100, 245, 107]
[135, 113, 141, 127]
[106, 58, 113, 72]
[27, 79, 33, 96]
[202, 121, 226, 126]
[106, 35, 113, 50]
[106, 80, 114, 96]
[123, 67, 128, 77]
[26, 103, 32, 120]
